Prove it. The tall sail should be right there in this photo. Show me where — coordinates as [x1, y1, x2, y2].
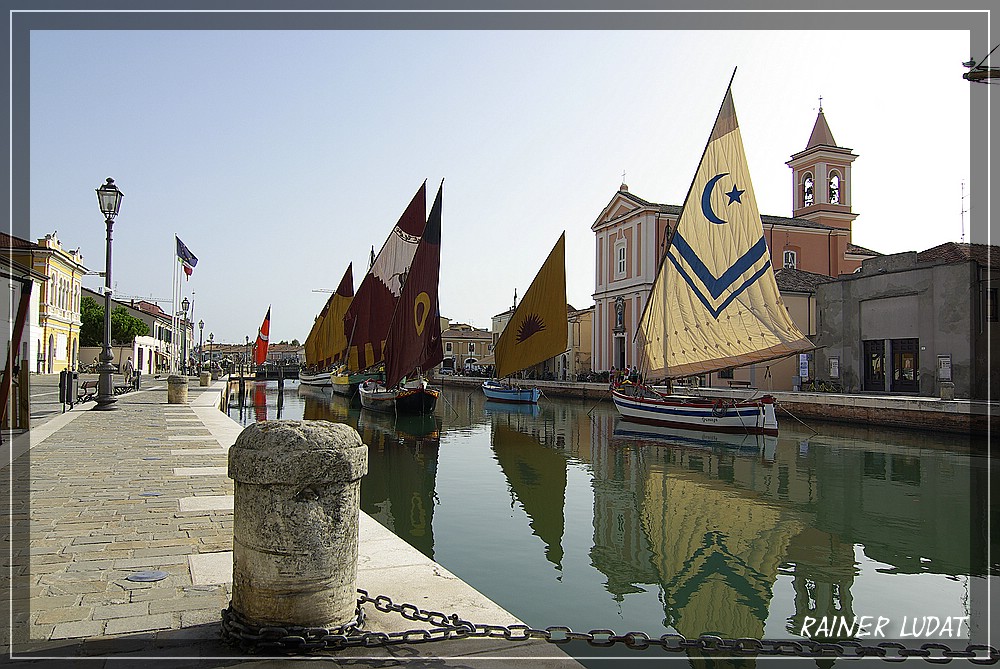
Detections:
[344, 182, 426, 372]
[638, 81, 812, 379]
[253, 306, 271, 366]
[325, 263, 354, 366]
[494, 233, 567, 380]
[384, 181, 444, 388]
[304, 295, 333, 367]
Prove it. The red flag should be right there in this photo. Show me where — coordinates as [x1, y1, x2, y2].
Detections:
[254, 307, 270, 366]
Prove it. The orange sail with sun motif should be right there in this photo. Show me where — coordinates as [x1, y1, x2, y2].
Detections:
[493, 233, 567, 380]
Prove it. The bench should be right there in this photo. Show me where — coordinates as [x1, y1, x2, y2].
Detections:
[78, 380, 98, 402]
[727, 380, 754, 388]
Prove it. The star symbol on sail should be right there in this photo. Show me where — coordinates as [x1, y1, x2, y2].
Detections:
[725, 184, 745, 205]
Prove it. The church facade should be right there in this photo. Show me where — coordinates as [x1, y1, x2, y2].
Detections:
[592, 107, 878, 389]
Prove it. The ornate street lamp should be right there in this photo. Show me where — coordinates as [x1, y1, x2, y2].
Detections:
[198, 319, 205, 373]
[94, 178, 123, 410]
[208, 332, 214, 375]
[181, 297, 190, 375]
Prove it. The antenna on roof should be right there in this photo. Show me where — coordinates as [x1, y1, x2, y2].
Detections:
[960, 180, 967, 243]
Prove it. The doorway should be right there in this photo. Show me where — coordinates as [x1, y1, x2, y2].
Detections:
[862, 339, 885, 392]
[890, 338, 919, 393]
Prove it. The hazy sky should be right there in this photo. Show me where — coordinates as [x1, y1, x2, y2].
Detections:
[28, 26, 972, 345]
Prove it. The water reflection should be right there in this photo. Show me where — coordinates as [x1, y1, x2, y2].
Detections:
[296, 384, 442, 560]
[245, 382, 988, 649]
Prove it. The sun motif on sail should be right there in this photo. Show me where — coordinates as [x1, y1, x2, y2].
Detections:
[516, 314, 546, 343]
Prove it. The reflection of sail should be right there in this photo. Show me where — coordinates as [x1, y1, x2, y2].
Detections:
[253, 382, 267, 422]
[491, 422, 566, 569]
[357, 411, 441, 560]
[644, 470, 803, 639]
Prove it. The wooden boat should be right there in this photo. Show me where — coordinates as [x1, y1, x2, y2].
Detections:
[612, 74, 812, 436]
[329, 363, 380, 396]
[482, 233, 567, 405]
[301, 265, 354, 387]
[482, 379, 540, 404]
[354, 181, 444, 415]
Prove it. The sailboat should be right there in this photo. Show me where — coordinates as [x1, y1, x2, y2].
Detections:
[358, 181, 444, 414]
[482, 233, 567, 404]
[300, 268, 352, 388]
[612, 74, 812, 436]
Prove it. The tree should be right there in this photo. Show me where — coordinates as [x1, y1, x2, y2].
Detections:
[79, 296, 150, 346]
[290, 338, 300, 346]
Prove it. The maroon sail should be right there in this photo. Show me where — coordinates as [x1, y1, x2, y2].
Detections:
[385, 181, 443, 388]
[344, 182, 426, 372]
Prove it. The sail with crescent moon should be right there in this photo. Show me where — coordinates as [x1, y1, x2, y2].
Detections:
[637, 83, 812, 379]
[384, 181, 444, 388]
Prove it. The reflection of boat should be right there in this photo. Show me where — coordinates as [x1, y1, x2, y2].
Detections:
[612, 76, 811, 436]
[483, 233, 567, 404]
[484, 399, 540, 417]
[298, 382, 360, 425]
[356, 182, 444, 415]
[613, 419, 776, 458]
[301, 265, 355, 387]
[357, 409, 441, 442]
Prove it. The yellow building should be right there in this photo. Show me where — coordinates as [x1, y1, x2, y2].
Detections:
[10, 232, 88, 373]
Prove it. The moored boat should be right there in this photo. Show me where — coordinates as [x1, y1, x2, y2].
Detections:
[613, 73, 812, 436]
[358, 377, 439, 414]
[299, 367, 333, 387]
[301, 264, 354, 388]
[348, 180, 445, 415]
[481, 379, 541, 404]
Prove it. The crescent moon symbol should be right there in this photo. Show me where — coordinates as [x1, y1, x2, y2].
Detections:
[701, 172, 730, 225]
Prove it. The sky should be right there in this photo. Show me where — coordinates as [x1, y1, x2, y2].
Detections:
[26, 25, 974, 345]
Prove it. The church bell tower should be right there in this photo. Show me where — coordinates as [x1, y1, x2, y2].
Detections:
[786, 102, 859, 232]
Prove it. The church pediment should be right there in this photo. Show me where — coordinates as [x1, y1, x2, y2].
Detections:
[592, 189, 652, 231]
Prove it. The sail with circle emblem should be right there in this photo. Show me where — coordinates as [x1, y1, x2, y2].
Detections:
[384, 180, 444, 389]
[638, 72, 812, 379]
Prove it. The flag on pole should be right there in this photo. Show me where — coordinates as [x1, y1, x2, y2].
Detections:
[254, 307, 271, 366]
[176, 236, 198, 279]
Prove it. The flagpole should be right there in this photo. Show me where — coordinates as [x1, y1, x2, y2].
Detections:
[171, 235, 178, 375]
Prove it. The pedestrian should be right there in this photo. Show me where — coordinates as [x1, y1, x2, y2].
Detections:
[123, 356, 134, 384]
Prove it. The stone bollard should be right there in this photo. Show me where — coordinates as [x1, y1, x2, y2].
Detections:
[166, 375, 188, 404]
[199, 371, 211, 387]
[940, 381, 955, 400]
[227, 420, 368, 630]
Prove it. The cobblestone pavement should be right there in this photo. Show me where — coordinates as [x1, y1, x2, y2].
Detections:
[2, 376, 582, 668]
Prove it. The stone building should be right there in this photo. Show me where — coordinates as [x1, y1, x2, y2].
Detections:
[813, 242, 997, 400]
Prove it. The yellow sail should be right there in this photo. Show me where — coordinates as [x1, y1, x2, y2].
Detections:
[639, 84, 811, 379]
[494, 233, 567, 380]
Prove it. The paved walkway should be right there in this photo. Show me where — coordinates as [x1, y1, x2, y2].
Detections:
[3, 375, 581, 667]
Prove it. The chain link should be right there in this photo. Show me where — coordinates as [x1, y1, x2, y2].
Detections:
[218, 589, 999, 663]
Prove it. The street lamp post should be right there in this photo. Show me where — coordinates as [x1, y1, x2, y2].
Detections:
[198, 320, 204, 373]
[181, 297, 190, 375]
[94, 178, 123, 410]
[208, 332, 214, 375]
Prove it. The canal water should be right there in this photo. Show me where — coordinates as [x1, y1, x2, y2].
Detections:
[229, 380, 993, 663]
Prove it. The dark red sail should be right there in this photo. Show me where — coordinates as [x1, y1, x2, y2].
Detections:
[384, 181, 443, 388]
[344, 182, 426, 372]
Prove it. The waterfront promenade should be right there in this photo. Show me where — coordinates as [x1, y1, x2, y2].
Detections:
[2, 375, 581, 666]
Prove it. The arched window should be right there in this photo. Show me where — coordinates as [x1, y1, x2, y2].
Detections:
[803, 174, 814, 207]
[829, 173, 841, 204]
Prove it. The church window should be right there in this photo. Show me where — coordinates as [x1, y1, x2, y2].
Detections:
[829, 173, 841, 204]
[803, 174, 814, 207]
[614, 238, 627, 278]
[783, 250, 798, 269]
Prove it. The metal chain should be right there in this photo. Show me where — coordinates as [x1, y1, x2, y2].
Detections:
[218, 589, 1000, 663]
